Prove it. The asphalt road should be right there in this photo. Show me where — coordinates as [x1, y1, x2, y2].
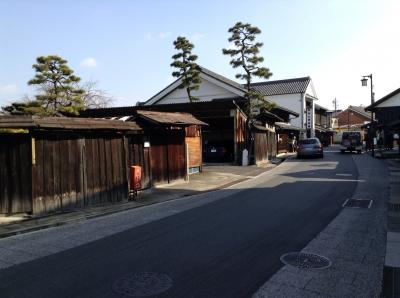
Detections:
[0, 150, 359, 298]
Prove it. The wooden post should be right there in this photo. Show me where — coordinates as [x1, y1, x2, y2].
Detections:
[166, 133, 170, 183]
[185, 142, 189, 181]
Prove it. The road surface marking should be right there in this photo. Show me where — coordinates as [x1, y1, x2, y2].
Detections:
[336, 173, 353, 177]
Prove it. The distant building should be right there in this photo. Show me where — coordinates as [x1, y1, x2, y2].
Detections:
[327, 110, 342, 129]
[314, 104, 334, 146]
[336, 105, 371, 132]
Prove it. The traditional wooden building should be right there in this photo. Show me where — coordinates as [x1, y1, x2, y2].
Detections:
[135, 66, 299, 164]
[366, 87, 400, 149]
[82, 98, 295, 165]
[0, 113, 205, 215]
[314, 104, 334, 146]
[111, 107, 208, 179]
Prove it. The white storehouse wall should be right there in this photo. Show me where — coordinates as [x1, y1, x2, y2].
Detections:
[146, 73, 244, 105]
[377, 92, 400, 108]
[266, 93, 304, 128]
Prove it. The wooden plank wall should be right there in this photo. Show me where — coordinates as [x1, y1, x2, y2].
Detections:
[0, 134, 32, 214]
[84, 136, 127, 206]
[1, 129, 186, 215]
[253, 130, 277, 164]
[150, 130, 186, 185]
[254, 132, 268, 163]
[32, 134, 82, 213]
[186, 136, 201, 168]
[268, 131, 277, 157]
[235, 110, 246, 164]
[31, 132, 128, 214]
[185, 125, 202, 169]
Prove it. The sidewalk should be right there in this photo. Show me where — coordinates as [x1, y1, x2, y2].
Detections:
[383, 158, 400, 298]
[0, 155, 292, 239]
[253, 152, 388, 297]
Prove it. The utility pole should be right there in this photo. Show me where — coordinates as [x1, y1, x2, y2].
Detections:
[332, 98, 338, 129]
[332, 98, 337, 113]
[361, 74, 375, 157]
[347, 109, 349, 131]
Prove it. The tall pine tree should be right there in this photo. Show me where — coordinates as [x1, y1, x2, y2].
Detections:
[222, 22, 274, 114]
[28, 55, 84, 115]
[171, 37, 201, 102]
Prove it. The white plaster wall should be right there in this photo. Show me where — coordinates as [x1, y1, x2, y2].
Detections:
[153, 76, 238, 105]
[306, 80, 317, 98]
[377, 92, 400, 107]
[311, 100, 316, 137]
[266, 93, 303, 127]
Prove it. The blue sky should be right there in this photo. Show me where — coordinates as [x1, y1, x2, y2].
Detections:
[1, 0, 399, 110]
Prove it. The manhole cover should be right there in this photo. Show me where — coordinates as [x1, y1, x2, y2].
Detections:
[112, 272, 173, 297]
[343, 199, 372, 209]
[280, 252, 331, 269]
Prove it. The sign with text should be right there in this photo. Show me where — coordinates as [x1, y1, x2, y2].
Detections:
[306, 108, 312, 129]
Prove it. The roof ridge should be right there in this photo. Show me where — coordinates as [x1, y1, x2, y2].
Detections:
[198, 65, 245, 90]
[249, 76, 311, 86]
[366, 87, 400, 110]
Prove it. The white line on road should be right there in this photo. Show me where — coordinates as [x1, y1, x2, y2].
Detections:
[335, 173, 353, 177]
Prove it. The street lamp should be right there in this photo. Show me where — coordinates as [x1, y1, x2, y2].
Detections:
[361, 74, 375, 157]
[361, 77, 368, 87]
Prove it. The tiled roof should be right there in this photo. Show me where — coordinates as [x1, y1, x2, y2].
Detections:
[0, 116, 142, 131]
[249, 77, 311, 96]
[275, 122, 305, 131]
[136, 110, 207, 126]
[142, 65, 246, 105]
[314, 103, 329, 111]
[366, 87, 400, 111]
[349, 105, 371, 119]
[199, 66, 246, 92]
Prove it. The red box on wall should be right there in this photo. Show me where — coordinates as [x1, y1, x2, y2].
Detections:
[130, 166, 142, 191]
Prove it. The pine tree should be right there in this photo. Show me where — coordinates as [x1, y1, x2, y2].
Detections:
[28, 55, 84, 115]
[2, 100, 46, 115]
[222, 22, 274, 113]
[171, 37, 201, 102]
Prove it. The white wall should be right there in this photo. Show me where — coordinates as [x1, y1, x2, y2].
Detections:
[306, 81, 317, 98]
[153, 75, 240, 105]
[267, 93, 303, 127]
[377, 92, 400, 107]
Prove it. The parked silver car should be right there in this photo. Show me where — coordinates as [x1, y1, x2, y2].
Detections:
[297, 138, 324, 158]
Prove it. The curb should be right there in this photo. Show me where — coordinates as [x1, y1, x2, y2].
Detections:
[383, 158, 400, 297]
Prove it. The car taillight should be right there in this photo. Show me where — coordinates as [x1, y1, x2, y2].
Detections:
[314, 145, 322, 149]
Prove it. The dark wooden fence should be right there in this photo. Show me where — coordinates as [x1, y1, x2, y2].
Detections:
[254, 130, 277, 164]
[0, 134, 32, 214]
[127, 135, 151, 189]
[150, 130, 186, 184]
[0, 129, 187, 215]
[31, 132, 128, 214]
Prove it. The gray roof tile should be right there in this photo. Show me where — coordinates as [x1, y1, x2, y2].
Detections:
[349, 105, 371, 118]
[249, 77, 311, 96]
